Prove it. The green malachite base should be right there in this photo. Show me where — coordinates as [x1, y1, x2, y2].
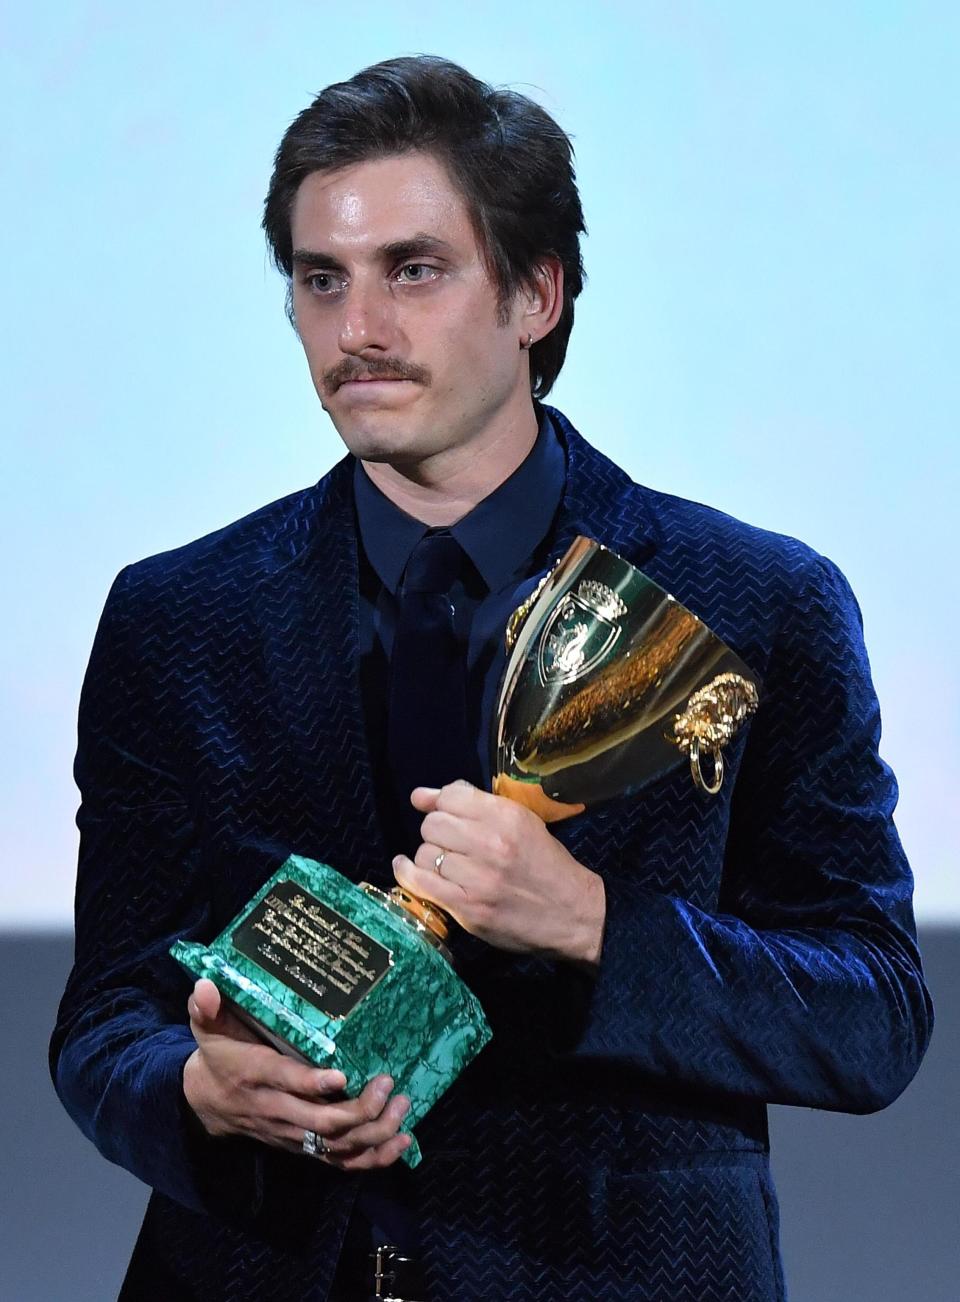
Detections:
[170, 855, 491, 1168]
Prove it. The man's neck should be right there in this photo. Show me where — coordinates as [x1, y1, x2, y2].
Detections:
[360, 403, 540, 528]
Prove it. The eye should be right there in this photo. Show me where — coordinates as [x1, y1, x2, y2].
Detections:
[396, 263, 439, 283]
[303, 272, 342, 295]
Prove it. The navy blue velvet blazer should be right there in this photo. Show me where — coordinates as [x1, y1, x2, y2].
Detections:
[51, 408, 933, 1301]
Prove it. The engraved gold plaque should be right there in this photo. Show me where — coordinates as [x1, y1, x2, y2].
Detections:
[230, 880, 393, 1022]
[493, 536, 761, 818]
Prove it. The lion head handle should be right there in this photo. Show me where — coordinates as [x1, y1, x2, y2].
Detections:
[671, 672, 760, 794]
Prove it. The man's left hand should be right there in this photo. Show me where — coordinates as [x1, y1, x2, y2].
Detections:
[392, 781, 605, 967]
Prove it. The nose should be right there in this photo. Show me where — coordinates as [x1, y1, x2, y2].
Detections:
[337, 275, 397, 356]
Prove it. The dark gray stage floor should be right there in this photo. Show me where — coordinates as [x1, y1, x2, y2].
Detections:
[2, 928, 956, 1302]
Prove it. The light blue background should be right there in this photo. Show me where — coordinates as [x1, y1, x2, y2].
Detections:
[3, 2, 956, 925]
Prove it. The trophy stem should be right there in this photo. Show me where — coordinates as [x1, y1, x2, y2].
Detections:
[359, 882, 453, 962]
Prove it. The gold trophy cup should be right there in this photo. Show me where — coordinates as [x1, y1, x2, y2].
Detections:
[492, 536, 761, 819]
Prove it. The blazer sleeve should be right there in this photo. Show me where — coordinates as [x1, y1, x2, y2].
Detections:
[562, 552, 934, 1113]
[49, 565, 268, 1223]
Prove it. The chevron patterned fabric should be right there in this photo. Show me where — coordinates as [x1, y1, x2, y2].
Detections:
[49, 407, 933, 1300]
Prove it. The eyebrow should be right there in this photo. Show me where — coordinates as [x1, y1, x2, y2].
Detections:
[291, 234, 457, 273]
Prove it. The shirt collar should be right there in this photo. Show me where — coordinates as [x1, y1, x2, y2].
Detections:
[353, 404, 566, 595]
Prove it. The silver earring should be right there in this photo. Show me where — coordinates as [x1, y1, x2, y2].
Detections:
[520, 332, 534, 350]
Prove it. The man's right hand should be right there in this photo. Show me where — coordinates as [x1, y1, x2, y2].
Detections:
[182, 978, 412, 1171]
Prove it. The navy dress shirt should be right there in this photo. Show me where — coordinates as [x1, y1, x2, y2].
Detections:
[331, 404, 566, 1291]
[353, 402, 567, 863]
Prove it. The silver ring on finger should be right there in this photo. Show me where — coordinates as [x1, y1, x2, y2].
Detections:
[433, 848, 446, 874]
[302, 1128, 329, 1158]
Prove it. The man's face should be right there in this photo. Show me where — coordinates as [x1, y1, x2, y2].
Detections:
[289, 151, 532, 465]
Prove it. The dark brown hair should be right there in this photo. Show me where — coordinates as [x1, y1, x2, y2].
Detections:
[262, 54, 587, 398]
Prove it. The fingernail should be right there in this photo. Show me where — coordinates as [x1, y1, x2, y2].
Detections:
[396, 1097, 411, 1118]
[376, 1076, 393, 1098]
[392, 855, 402, 870]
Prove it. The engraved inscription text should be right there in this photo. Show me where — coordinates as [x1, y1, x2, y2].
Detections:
[231, 879, 392, 1020]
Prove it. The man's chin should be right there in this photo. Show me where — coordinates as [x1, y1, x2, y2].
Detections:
[328, 412, 434, 465]
[339, 436, 429, 467]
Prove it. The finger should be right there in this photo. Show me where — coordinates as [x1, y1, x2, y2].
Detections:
[188, 978, 222, 1025]
[205, 1004, 268, 1047]
[268, 1084, 412, 1165]
[187, 981, 262, 1046]
[217, 1005, 270, 1045]
[323, 1094, 411, 1155]
[412, 842, 484, 892]
[252, 1080, 362, 1139]
[393, 854, 468, 907]
[271, 1133, 411, 1167]
[333, 1132, 413, 1171]
[187, 989, 265, 1049]
[413, 841, 452, 873]
[301, 1075, 396, 1137]
[194, 1025, 348, 1097]
[418, 809, 486, 856]
[236, 1047, 348, 1099]
[186, 986, 348, 1090]
[425, 780, 500, 821]
[265, 1073, 386, 1135]
[413, 844, 488, 897]
[271, 1061, 349, 1099]
[409, 785, 441, 811]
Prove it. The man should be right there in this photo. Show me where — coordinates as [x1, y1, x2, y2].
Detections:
[51, 55, 933, 1302]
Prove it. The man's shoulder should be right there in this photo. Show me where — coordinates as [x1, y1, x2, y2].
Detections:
[113, 456, 353, 603]
[643, 482, 853, 645]
[554, 411, 853, 661]
[556, 408, 830, 584]
[644, 479, 824, 578]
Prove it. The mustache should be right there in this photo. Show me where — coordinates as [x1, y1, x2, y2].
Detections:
[324, 358, 431, 392]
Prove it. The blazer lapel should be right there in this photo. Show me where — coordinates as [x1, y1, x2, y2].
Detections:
[247, 459, 388, 880]
[535, 409, 663, 866]
[546, 407, 659, 573]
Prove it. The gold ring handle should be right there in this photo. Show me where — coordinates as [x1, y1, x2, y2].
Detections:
[690, 737, 724, 795]
[673, 672, 758, 796]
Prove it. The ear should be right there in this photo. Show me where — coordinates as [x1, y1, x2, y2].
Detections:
[520, 255, 564, 346]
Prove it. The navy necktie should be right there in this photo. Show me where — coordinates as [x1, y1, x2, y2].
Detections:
[386, 530, 474, 857]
